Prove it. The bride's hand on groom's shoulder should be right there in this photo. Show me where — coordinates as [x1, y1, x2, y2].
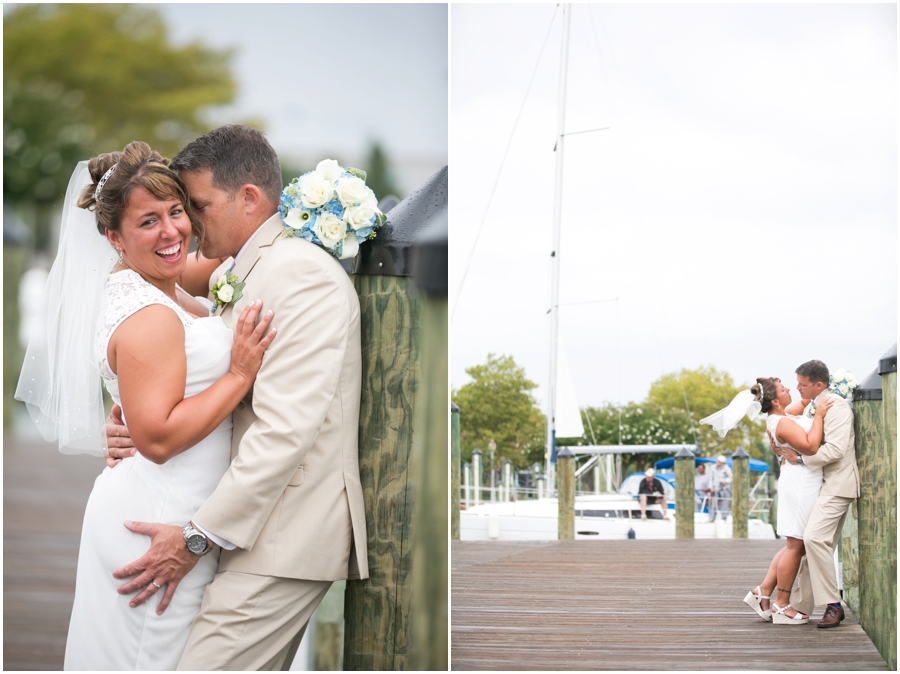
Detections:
[105, 404, 136, 468]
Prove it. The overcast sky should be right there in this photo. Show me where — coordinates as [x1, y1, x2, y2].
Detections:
[153, 3, 448, 193]
[451, 4, 897, 414]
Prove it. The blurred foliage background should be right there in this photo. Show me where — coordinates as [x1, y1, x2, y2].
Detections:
[3, 3, 406, 429]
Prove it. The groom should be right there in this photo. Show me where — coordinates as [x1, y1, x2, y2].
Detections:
[107, 124, 368, 668]
[777, 359, 859, 628]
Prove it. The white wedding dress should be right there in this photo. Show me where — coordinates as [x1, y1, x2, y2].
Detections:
[64, 270, 233, 671]
[767, 414, 823, 540]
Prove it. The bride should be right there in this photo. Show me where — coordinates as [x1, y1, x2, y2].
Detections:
[700, 377, 832, 626]
[16, 142, 276, 670]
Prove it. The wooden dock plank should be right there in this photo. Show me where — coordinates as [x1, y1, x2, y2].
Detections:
[452, 540, 889, 671]
[3, 434, 102, 671]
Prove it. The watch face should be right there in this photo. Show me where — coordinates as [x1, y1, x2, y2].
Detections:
[186, 533, 207, 554]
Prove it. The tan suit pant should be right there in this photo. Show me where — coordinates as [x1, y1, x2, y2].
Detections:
[177, 571, 332, 671]
[792, 493, 853, 615]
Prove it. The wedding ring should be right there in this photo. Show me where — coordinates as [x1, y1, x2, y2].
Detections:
[151, 582, 162, 589]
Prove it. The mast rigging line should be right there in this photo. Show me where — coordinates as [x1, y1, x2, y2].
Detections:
[451, 5, 560, 320]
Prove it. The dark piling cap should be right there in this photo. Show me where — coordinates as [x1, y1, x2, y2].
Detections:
[411, 206, 447, 296]
[854, 368, 883, 401]
[472, 448, 482, 456]
[451, 402, 460, 414]
[674, 448, 694, 460]
[732, 447, 749, 460]
[353, 166, 448, 277]
[879, 343, 897, 375]
[557, 447, 575, 459]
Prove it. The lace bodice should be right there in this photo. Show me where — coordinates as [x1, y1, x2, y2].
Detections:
[96, 270, 195, 381]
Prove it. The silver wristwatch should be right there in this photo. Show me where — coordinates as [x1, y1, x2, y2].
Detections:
[182, 523, 213, 556]
[796, 455, 805, 466]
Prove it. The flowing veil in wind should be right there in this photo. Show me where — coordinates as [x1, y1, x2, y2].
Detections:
[15, 161, 117, 456]
[699, 389, 762, 438]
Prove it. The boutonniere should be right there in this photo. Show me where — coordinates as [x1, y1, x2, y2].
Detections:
[211, 270, 245, 313]
[807, 402, 817, 418]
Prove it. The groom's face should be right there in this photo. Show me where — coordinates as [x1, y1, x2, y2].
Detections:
[180, 168, 245, 259]
[796, 375, 826, 400]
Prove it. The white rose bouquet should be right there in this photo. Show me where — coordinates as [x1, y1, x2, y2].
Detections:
[828, 369, 858, 400]
[279, 159, 387, 260]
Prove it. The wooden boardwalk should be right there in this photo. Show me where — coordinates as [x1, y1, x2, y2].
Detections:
[452, 540, 890, 671]
[3, 434, 103, 671]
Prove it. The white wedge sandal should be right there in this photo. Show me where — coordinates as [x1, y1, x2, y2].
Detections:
[743, 586, 772, 621]
[772, 602, 809, 625]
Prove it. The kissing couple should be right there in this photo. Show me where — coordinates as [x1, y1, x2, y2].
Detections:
[17, 124, 369, 669]
[701, 360, 858, 627]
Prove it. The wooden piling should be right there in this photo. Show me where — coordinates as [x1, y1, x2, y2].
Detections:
[557, 448, 575, 540]
[674, 448, 694, 539]
[855, 346, 897, 671]
[343, 275, 422, 671]
[408, 291, 447, 670]
[731, 448, 749, 539]
[451, 404, 460, 540]
[314, 581, 346, 671]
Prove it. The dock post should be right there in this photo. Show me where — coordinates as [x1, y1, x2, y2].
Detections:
[452, 404, 460, 540]
[557, 447, 575, 540]
[503, 460, 512, 502]
[853, 343, 897, 670]
[472, 449, 482, 507]
[463, 463, 471, 508]
[408, 195, 448, 671]
[674, 448, 695, 539]
[593, 461, 601, 495]
[731, 447, 749, 539]
[537, 475, 545, 500]
[343, 166, 447, 670]
[314, 581, 346, 670]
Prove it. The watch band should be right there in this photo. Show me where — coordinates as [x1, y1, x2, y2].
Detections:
[182, 522, 213, 556]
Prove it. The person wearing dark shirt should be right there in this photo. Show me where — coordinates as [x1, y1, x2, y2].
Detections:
[638, 468, 670, 520]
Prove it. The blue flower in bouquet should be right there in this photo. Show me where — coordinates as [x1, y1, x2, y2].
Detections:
[279, 159, 386, 260]
[827, 369, 858, 400]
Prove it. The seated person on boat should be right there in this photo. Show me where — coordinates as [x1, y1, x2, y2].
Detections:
[638, 469, 670, 520]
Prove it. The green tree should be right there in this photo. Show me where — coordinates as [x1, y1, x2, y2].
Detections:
[646, 365, 765, 458]
[452, 354, 545, 469]
[579, 401, 697, 475]
[363, 142, 402, 203]
[4, 4, 237, 248]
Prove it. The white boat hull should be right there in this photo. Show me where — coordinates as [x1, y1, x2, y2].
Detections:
[460, 495, 776, 541]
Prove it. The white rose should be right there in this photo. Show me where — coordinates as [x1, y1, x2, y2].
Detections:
[300, 174, 334, 209]
[216, 284, 234, 303]
[339, 231, 359, 260]
[314, 212, 345, 249]
[336, 176, 372, 208]
[315, 159, 343, 183]
[847, 373, 857, 386]
[833, 368, 846, 381]
[839, 383, 849, 395]
[216, 273, 228, 288]
[343, 203, 378, 231]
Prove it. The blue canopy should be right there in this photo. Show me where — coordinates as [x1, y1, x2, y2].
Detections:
[654, 456, 769, 473]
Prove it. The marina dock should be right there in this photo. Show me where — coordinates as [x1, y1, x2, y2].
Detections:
[452, 539, 889, 670]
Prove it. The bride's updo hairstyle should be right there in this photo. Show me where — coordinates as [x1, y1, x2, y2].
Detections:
[76, 141, 204, 249]
[750, 377, 779, 413]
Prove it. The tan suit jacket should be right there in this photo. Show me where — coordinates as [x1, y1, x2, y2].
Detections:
[192, 213, 368, 581]
[803, 393, 859, 498]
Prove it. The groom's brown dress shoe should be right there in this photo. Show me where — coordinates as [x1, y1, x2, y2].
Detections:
[817, 604, 845, 628]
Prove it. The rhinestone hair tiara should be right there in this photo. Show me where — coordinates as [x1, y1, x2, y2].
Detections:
[94, 163, 118, 202]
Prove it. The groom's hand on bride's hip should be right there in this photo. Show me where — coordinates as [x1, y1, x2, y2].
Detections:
[112, 520, 201, 615]
[105, 404, 136, 468]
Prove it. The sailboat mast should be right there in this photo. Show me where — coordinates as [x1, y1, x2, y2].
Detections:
[546, 3, 572, 489]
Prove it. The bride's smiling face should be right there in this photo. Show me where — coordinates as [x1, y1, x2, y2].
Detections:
[107, 186, 192, 281]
